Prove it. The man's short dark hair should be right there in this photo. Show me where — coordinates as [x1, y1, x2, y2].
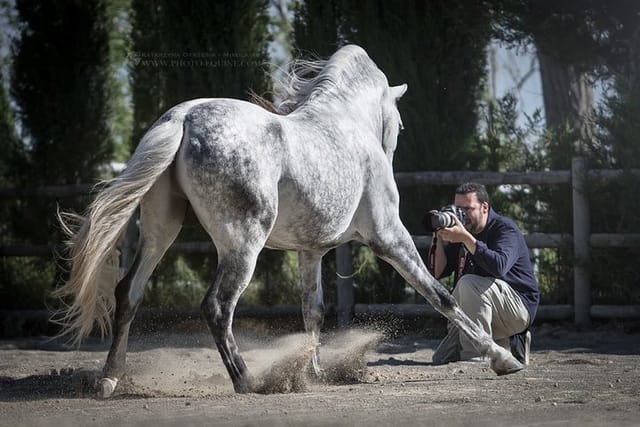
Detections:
[455, 182, 490, 205]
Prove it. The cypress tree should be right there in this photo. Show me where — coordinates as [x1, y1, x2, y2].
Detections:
[130, 0, 271, 145]
[129, 0, 279, 307]
[293, 0, 492, 303]
[11, 0, 113, 186]
[6, 0, 112, 308]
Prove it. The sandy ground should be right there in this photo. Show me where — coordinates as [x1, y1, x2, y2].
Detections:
[1, 322, 639, 427]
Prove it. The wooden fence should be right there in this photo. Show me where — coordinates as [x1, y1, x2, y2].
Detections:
[2, 157, 640, 327]
[337, 157, 640, 327]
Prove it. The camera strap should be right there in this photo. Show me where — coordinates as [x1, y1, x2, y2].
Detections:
[427, 236, 437, 274]
[428, 238, 471, 284]
[453, 245, 468, 285]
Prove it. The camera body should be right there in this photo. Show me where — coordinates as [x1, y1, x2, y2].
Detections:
[424, 205, 466, 232]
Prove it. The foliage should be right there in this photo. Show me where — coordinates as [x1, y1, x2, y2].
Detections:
[240, 250, 300, 306]
[491, 0, 640, 76]
[293, 0, 494, 303]
[0, 257, 56, 309]
[585, 46, 640, 305]
[492, 0, 640, 305]
[351, 246, 407, 304]
[11, 0, 114, 186]
[0, 73, 22, 191]
[127, 0, 287, 307]
[10, 0, 113, 240]
[143, 255, 208, 308]
[2, 0, 114, 308]
[2, 1, 640, 311]
[105, 0, 134, 161]
[130, 0, 272, 144]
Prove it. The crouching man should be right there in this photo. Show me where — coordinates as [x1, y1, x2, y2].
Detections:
[427, 182, 539, 365]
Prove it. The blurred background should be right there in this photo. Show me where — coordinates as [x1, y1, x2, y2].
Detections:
[1, 0, 639, 326]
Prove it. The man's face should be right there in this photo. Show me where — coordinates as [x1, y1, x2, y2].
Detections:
[454, 192, 489, 234]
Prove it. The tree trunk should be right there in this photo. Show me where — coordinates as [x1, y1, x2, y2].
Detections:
[537, 51, 595, 154]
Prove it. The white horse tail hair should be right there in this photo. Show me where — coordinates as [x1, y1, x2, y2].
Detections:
[53, 100, 205, 345]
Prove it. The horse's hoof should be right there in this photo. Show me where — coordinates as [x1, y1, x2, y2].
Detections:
[97, 377, 118, 399]
[490, 348, 524, 376]
[233, 376, 254, 394]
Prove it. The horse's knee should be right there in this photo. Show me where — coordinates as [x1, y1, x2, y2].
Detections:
[113, 280, 143, 324]
[200, 295, 229, 336]
[438, 287, 457, 313]
[200, 296, 217, 324]
[422, 281, 457, 316]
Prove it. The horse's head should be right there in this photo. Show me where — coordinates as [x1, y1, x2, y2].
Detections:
[380, 83, 407, 162]
[334, 46, 407, 163]
[330, 45, 408, 163]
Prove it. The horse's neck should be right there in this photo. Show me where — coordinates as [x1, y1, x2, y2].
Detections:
[294, 96, 380, 135]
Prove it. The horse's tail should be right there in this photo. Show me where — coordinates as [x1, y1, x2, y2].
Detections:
[53, 101, 203, 345]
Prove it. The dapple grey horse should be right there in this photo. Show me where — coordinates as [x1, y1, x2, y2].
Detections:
[54, 44, 523, 398]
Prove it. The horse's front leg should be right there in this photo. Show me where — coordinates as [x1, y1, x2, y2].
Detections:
[298, 251, 325, 376]
[367, 225, 524, 376]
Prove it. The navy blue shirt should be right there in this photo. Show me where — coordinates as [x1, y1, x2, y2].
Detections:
[441, 208, 540, 323]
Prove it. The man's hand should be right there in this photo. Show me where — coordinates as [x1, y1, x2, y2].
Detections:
[437, 214, 477, 254]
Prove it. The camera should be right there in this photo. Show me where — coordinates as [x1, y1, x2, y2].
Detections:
[423, 205, 466, 232]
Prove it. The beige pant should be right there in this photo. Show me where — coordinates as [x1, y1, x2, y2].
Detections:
[432, 274, 530, 363]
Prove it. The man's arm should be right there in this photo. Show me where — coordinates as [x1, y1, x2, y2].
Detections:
[431, 232, 447, 278]
[472, 222, 521, 277]
[437, 216, 477, 254]
[436, 215, 520, 278]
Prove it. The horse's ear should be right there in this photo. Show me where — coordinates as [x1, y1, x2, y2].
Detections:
[390, 84, 408, 100]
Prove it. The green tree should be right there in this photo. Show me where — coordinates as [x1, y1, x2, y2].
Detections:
[0, 77, 21, 187]
[493, 0, 640, 305]
[292, 0, 343, 58]
[106, 0, 134, 161]
[10, 0, 114, 242]
[12, 0, 113, 186]
[2, 0, 114, 310]
[588, 40, 640, 305]
[293, 0, 493, 303]
[130, 0, 271, 144]
[128, 0, 283, 307]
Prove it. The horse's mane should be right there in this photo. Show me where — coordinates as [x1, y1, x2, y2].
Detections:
[249, 57, 329, 115]
[273, 58, 332, 114]
[251, 46, 381, 115]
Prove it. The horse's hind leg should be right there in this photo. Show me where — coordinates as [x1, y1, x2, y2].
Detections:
[200, 244, 263, 393]
[98, 172, 187, 398]
[298, 251, 325, 376]
[367, 223, 524, 376]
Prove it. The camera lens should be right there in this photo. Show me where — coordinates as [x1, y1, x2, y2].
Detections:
[430, 212, 454, 230]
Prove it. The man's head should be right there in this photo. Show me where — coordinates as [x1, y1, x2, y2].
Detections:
[454, 182, 490, 234]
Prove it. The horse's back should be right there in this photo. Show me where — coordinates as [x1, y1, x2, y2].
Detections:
[173, 98, 383, 251]
[179, 98, 285, 182]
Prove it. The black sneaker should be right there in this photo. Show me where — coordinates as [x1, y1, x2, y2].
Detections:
[510, 330, 531, 365]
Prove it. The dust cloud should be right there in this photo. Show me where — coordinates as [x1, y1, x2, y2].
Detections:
[103, 329, 382, 397]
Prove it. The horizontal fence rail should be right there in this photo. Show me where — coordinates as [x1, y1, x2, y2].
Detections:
[4, 233, 640, 258]
[2, 157, 640, 328]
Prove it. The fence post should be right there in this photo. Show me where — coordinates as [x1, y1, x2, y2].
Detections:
[336, 243, 354, 327]
[572, 156, 591, 327]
